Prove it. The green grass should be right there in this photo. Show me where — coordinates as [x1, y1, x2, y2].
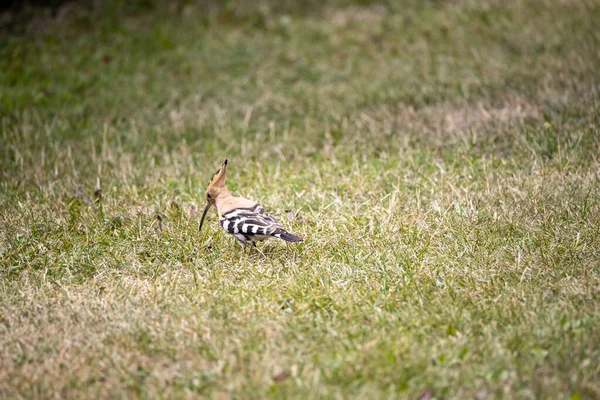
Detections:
[1, 0, 600, 398]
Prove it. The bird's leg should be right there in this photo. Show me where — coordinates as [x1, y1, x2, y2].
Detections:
[253, 243, 266, 257]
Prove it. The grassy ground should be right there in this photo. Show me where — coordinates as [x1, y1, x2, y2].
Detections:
[1, 0, 600, 398]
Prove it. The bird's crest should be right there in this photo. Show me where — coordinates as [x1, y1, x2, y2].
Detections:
[207, 159, 228, 189]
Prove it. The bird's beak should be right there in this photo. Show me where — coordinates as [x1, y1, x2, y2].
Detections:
[199, 202, 212, 232]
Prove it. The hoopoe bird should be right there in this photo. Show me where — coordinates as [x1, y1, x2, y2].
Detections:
[199, 159, 303, 249]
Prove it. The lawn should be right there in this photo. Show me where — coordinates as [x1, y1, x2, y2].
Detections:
[1, 0, 600, 398]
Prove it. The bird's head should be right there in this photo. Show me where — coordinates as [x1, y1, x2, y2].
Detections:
[199, 159, 228, 232]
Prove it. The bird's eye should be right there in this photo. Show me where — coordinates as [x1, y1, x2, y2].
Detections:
[207, 193, 212, 199]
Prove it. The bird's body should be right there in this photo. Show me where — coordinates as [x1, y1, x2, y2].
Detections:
[199, 160, 303, 248]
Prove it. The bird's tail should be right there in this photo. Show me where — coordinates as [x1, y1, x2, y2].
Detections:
[275, 231, 303, 242]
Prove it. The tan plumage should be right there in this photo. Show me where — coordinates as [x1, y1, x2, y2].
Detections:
[199, 160, 303, 248]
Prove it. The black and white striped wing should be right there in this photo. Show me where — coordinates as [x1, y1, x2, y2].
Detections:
[220, 204, 283, 236]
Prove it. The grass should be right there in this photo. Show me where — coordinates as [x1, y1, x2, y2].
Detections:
[1, 0, 600, 398]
